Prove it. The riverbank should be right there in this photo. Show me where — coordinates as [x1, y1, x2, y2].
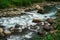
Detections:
[0, 2, 60, 17]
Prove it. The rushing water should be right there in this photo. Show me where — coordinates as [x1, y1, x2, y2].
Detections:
[56, 4, 60, 9]
[0, 5, 58, 40]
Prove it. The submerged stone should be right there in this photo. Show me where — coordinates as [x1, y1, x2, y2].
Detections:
[32, 19, 42, 23]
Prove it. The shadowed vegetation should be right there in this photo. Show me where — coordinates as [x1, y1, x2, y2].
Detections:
[0, 0, 45, 9]
[0, 0, 60, 9]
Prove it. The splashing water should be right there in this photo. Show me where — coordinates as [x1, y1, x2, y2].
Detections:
[0, 5, 58, 40]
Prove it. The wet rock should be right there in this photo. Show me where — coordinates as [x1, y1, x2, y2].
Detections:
[37, 31, 45, 36]
[37, 8, 45, 14]
[15, 24, 20, 28]
[13, 28, 19, 33]
[8, 27, 13, 31]
[20, 9, 25, 13]
[25, 8, 33, 12]
[35, 5, 41, 10]
[28, 25, 40, 32]
[0, 28, 3, 33]
[49, 24, 55, 31]
[4, 30, 11, 35]
[0, 25, 5, 28]
[30, 26, 37, 29]
[0, 28, 4, 36]
[46, 18, 54, 24]
[36, 22, 45, 26]
[32, 19, 42, 23]
[33, 4, 45, 14]
[43, 22, 50, 32]
[12, 24, 22, 33]
[43, 21, 55, 32]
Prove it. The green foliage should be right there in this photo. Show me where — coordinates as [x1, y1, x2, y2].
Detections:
[0, 0, 11, 8]
[0, 0, 45, 8]
[10, 0, 33, 6]
[0, 0, 60, 8]
[55, 32, 60, 40]
[32, 35, 41, 40]
[55, 9, 60, 30]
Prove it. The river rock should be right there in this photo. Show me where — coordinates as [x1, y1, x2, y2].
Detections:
[15, 24, 20, 28]
[0, 28, 5, 36]
[25, 8, 33, 12]
[12, 24, 22, 33]
[35, 5, 41, 10]
[37, 8, 44, 14]
[43, 22, 50, 32]
[4, 30, 11, 35]
[50, 24, 55, 31]
[13, 8, 18, 11]
[46, 18, 54, 24]
[0, 28, 3, 33]
[37, 31, 45, 36]
[32, 19, 42, 23]
[33, 4, 45, 14]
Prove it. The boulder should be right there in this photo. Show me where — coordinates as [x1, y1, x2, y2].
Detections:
[30, 26, 37, 29]
[35, 5, 41, 10]
[12, 24, 23, 33]
[32, 19, 42, 23]
[37, 8, 45, 14]
[43, 23, 50, 32]
[46, 18, 54, 24]
[49, 24, 55, 31]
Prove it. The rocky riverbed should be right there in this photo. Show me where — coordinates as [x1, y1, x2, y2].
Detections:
[0, 2, 59, 17]
[0, 3, 60, 40]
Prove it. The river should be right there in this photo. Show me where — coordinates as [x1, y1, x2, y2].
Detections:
[0, 5, 60, 40]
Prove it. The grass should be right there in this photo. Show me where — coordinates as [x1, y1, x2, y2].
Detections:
[0, 0, 60, 9]
[0, 0, 45, 9]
